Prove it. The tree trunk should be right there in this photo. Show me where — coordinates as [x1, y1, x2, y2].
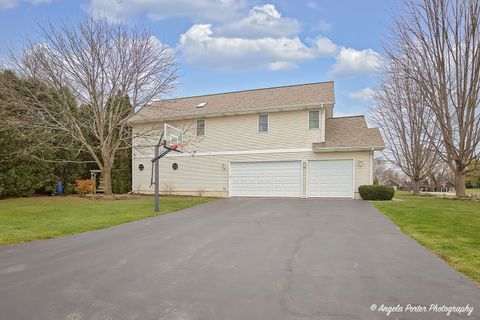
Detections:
[412, 180, 420, 195]
[455, 173, 466, 198]
[102, 166, 113, 195]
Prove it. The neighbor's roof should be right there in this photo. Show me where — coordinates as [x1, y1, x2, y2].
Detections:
[383, 178, 401, 186]
[129, 81, 335, 123]
[313, 116, 385, 151]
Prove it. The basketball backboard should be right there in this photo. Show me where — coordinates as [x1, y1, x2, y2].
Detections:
[162, 123, 184, 152]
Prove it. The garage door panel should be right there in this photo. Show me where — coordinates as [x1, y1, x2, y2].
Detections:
[308, 160, 353, 198]
[230, 161, 302, 197]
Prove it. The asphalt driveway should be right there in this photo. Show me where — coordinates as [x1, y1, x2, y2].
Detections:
[0, 198, 479, 320]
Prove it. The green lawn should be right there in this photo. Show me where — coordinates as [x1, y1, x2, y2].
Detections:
[373, 192, 480, 283]
[0, 195, 214, 245]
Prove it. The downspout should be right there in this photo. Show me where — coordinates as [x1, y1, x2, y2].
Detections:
[370, 147, 374, 184]
[131, 138, 135, 194]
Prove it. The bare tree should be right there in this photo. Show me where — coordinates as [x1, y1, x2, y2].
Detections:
[1, 18, 176, 195]
[373, 157, 388, 183]
[372, 60, 440, 194]
[429, 161, 454, 191]
[388, 0, 480, 197]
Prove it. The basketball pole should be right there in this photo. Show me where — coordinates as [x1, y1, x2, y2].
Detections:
[152, 143, 177, 212]
[154, 144, 160, 212]
[151, 126, 182, 213]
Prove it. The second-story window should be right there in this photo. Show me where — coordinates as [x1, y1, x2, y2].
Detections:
[258, 114, 268, 133]
[309, 110, 320, 129]
[196, 119, 205, 136]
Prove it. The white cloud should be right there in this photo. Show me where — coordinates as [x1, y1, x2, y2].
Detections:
[173, 3, 379, 74]
[179, 24, 339, 71]
[178, 24, 381, 74]
[0, 0, 51, 9]
[268, 61, 297, 71]
[312, 36, 338, 56]
[90, 2, 301, 39]
[330, 47, 380, 76]
[347, 87, 376, 101]
[215, 4, 301, 39]
[88, 0, 246, 23]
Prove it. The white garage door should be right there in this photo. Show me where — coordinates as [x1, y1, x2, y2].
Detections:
[308, 159, 354, 198]
[230, 161, 302, 197]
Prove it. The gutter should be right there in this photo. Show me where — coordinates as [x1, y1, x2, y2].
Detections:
[312, 145, 385, 152]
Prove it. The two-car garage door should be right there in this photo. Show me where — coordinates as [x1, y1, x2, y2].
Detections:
[230, 159, 353, 198]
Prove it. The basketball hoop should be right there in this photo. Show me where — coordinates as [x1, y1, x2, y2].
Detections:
[171, 143, 184, 151]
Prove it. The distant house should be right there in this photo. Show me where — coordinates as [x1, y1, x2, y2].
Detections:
[439, 181, 455, 193]
[416, 179, 455, 193]
[383, 178, 401, 190]
[419, 180, 435, 192]
[394, 177, 455, 193]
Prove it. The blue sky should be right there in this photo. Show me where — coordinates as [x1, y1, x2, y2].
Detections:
[0, 0, 399, 117]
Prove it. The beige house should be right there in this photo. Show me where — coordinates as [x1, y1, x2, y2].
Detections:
[129, 81, 384, 199]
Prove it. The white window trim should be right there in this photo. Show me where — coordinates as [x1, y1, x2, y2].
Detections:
[196, 119, 206, 136]
[258, 114, 269, 133]
[308, 110, 320, 130]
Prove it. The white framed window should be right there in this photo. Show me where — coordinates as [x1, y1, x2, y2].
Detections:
[258, 114, 268, 133]
[309, 110, 320, 129]
[196, 119, 205, 136]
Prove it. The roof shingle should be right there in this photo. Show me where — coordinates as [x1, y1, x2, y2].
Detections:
[313, 116, 384, 150]
[130, 81, 335, 123]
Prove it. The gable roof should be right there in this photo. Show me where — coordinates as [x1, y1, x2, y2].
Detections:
[383, 178, 401, 186]
[440, 181, 455, 187]
[129, 81, 335, 123]
[313, 116, 385, 151]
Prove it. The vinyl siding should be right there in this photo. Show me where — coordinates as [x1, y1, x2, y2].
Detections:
[132, 150, 372, 198]
[132, 108, 325, 156]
